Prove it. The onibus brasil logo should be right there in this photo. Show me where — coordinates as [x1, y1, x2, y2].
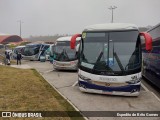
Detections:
[1, 112, 42, 118]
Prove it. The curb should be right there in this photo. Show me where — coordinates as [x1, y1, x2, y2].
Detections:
[38, 70, 88, 120]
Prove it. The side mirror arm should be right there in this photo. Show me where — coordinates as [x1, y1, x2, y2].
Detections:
[70, 34, 82, 49]
[140, 32, 152, 51]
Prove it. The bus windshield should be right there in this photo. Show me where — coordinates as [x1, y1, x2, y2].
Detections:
[80, 31, 141, 75]
[23, 44, 41, 56]
[14, 47, 25, 54]
[54, 41, 78, 61]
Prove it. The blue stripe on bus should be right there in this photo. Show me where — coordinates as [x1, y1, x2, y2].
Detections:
[78, 80, 140, 92]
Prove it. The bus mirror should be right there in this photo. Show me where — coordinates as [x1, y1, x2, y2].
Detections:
[140, 32, 152, 51]
[70, 34, 81, 49]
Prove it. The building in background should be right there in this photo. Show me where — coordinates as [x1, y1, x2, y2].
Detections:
[0, 34, 24, 45]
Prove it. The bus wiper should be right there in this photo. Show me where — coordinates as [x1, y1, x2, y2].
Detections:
[93, 51, 103, 70]
[63, 49, 70, 60]
[113, 52, 125, 72]
[57, 49, 70, 61]
[57, 50, 64, 60]
[93, 51, 113, 72]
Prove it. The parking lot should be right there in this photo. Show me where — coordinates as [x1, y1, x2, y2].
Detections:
[24, 61, 160, 120]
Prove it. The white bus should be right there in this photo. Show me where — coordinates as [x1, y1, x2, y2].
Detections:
[12, 45, 25, 59]
[22, 43, 50, 61]
[0, 44, 4, 49]
[70, 23, 152, 96]
[53, 36, 80, 70]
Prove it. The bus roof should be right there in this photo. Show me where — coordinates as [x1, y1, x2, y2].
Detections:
[26, 43, 42, 46]
[57, 36, 81, 42]
[84, 23, 138, 32]
[15, 45, 25, 48]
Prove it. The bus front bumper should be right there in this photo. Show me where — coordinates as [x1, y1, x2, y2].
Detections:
[78, 80, 141, 96]
[22, 55, 38, 61]
[53, 60, 78, 70]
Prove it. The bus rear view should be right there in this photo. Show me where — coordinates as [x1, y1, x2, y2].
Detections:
[70, 23, 152, 96]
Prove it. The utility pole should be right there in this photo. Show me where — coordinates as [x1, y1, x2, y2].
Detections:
[17, 20, 23, 37]
[108, 6, 117, 23]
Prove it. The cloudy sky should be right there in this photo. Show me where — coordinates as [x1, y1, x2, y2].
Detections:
[0, 0, 159, 38]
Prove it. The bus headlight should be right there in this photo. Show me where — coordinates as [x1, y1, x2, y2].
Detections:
[126, 79, 140, 84]
[78, 74, 91, 81]
[53, 60, 56, 64]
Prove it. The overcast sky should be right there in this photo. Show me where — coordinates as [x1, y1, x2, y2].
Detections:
[0, 0, 160, 38]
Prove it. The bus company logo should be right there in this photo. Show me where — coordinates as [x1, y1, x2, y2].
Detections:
[2, 112, 11, 117]
[82, 32, 86, 39]
[99, 77, 117, 82]
[105, 82, 110, 86]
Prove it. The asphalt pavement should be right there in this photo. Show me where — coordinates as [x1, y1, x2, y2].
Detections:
[20, 61, 160, 120]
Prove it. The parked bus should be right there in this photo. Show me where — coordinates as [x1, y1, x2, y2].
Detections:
[0, 44, 4, 49]
[70, 23, 152, 96]
[53, 36, 80, 70]
[142, 23, 160, 89]
[12, 46, 25, 59]
[0, 44, 5, 55]
[22, 43, 49, 61]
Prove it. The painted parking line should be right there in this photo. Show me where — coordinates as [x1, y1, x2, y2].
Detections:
[141, 83, 160, 102]
[151, 92, 160, 102]
[141, 83, 149, 92]
[43, 69, 54, 74]
[72, 81, 78, 87]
